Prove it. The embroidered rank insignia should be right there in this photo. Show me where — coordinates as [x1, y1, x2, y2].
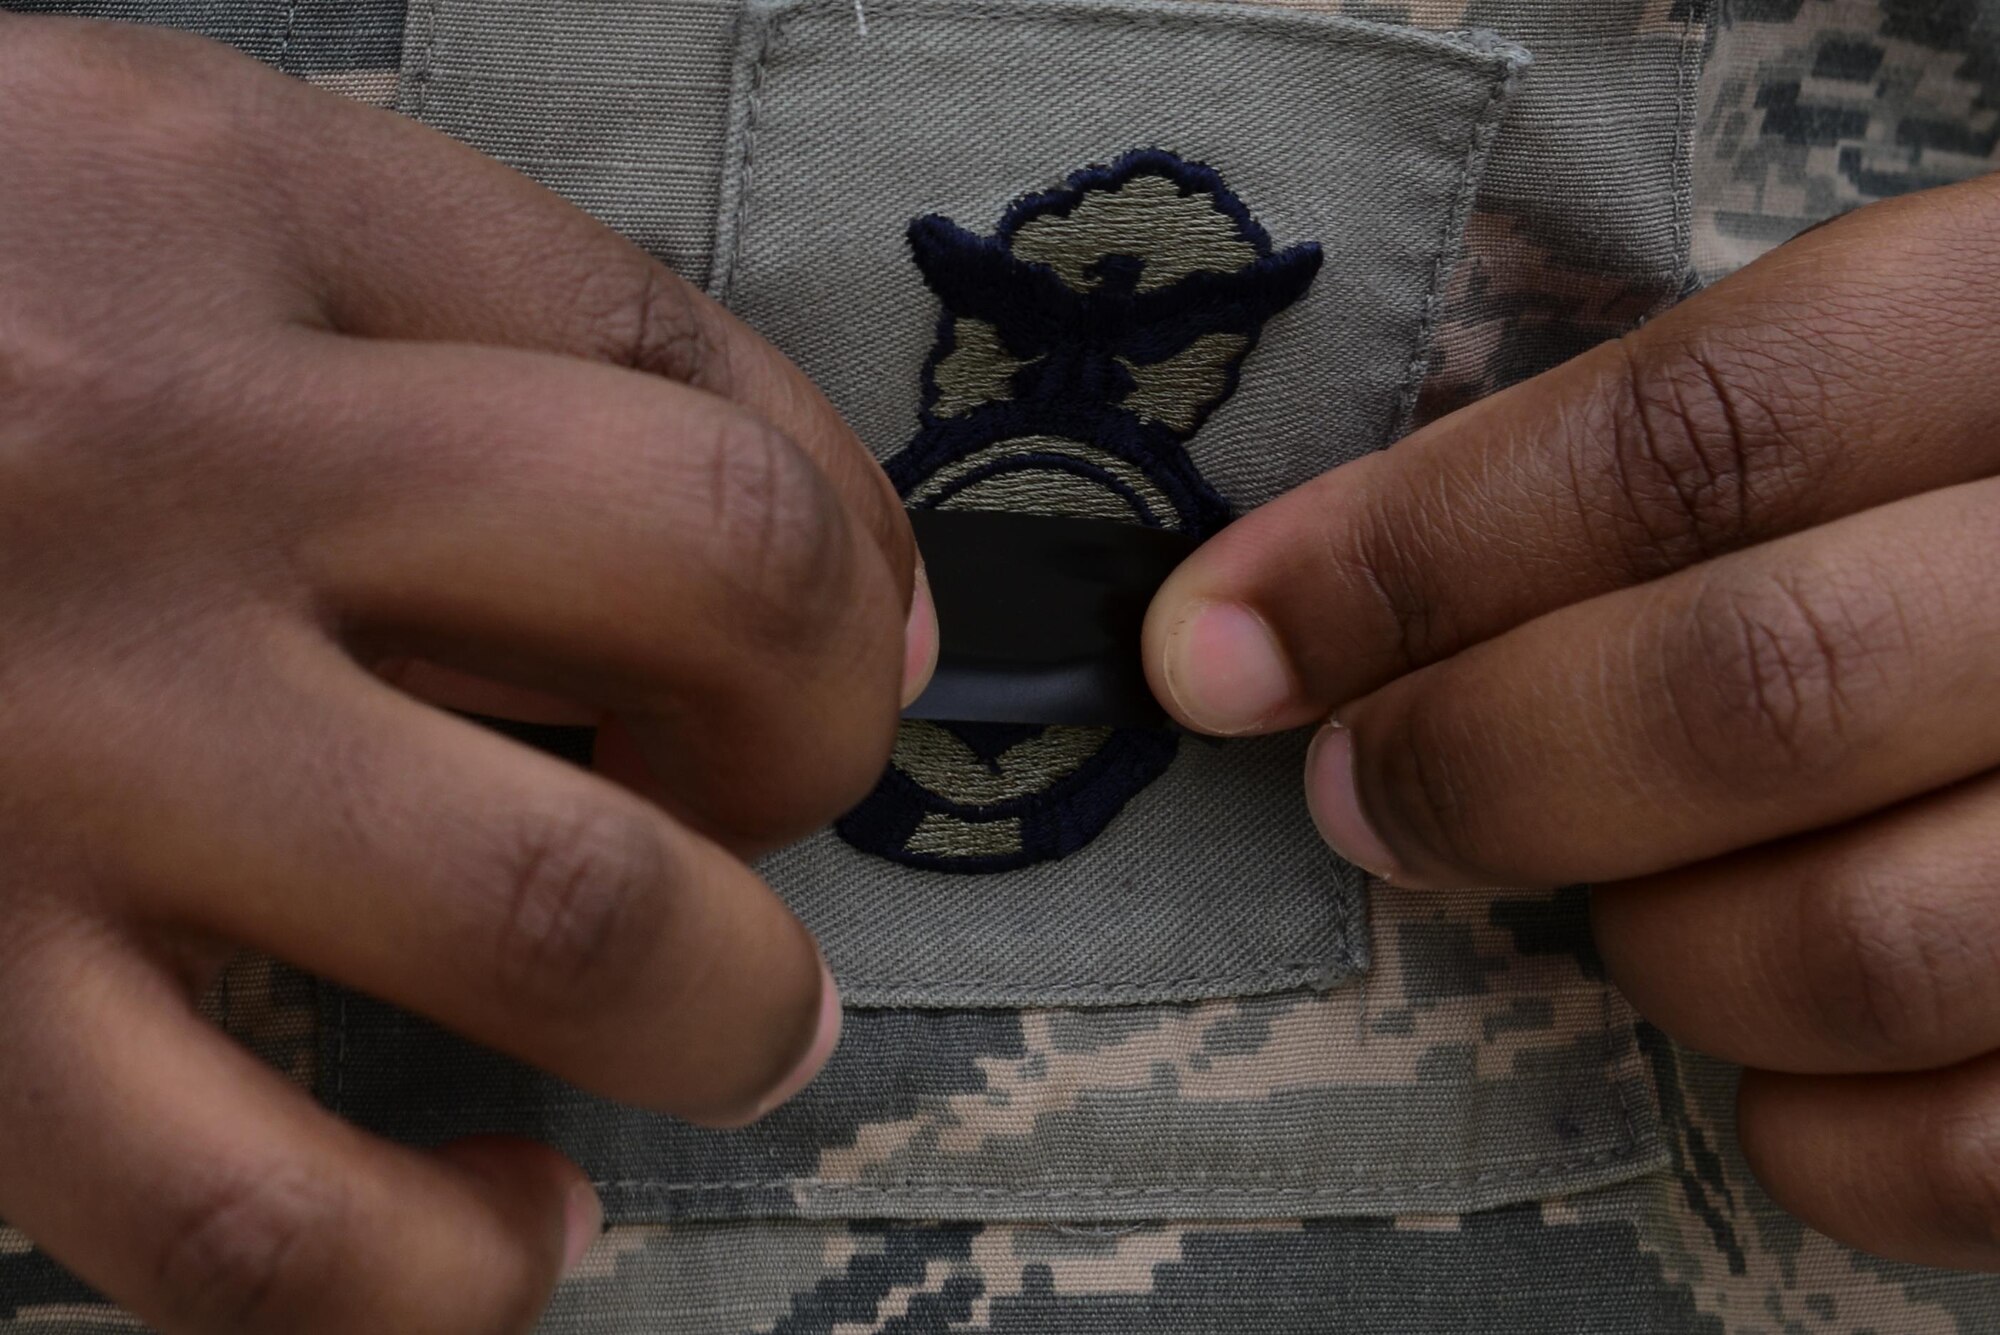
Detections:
[836, 149, 1322, 872]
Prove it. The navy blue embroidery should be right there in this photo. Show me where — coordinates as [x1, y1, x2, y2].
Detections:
[837, 149, 1321, 873]
[837, 722, 1182, 874]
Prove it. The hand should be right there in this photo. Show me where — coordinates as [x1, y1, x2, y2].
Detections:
[1146, 171, 2000, 1270]
[0, 16, 932, 1332]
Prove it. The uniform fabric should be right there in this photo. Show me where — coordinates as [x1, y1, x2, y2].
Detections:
[1692, 0, 2000, 281]
[396, 0, 738, 278]
[5, 1, 2000, 1332]
[5, 0, 403, 95]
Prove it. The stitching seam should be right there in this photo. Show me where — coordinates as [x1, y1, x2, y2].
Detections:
[1600, 970, 1645, 1163]
[751, 0, 1524, 72]
[274, 0, 299, 75]
[845, 950, 1354, 994]
[1648, 0, 1707, 317]
[721, 9, 787, 307]
[413, 0, 442, 119]
[587, 1142, 1656, 1196]
[1387, 51, 1518, 438]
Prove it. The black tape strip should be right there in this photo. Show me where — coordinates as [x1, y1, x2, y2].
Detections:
[454, 511, 1186, 748]
[459, 712, 598, 766]
[903, 510, 1195, 728]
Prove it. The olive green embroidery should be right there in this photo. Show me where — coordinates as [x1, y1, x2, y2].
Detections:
[931, 318, 1027, 417]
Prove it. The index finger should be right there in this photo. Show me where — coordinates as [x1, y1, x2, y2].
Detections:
[231, 37, 915, 593]
[1144, 171, 2000, 736]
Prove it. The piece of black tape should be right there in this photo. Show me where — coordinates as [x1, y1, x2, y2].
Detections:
[903, 510, 1196, 728]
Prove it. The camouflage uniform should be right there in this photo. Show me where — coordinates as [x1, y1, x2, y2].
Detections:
[3, 1, 2000, 1331]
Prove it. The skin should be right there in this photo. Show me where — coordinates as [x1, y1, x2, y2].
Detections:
[0, 15, 935, 1333]
[1146, 167, 2000, 1271]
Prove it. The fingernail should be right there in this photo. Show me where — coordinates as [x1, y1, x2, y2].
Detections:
[901, 563, 939, 709]
[754, 957, 843, 1118]
[1306, 722, 1401, 880]
[1160, 600, 1297, 735]
[560, 1182, 603, 1275]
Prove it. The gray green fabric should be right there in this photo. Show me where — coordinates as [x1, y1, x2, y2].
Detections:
[764, 732, 1370, 1005]
[1452, 0, 1705, 285]
[1344, 0, 1711, 426]
[396, 0, 741, 278]
[2, 0, 403, 74]
[717, 0, 1523, 1003]
[712, 0, 1524, 472]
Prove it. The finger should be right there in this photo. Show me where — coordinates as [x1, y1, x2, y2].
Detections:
[1596, 771, 2000, 1074]
[92, 625, 838, 1124]
[0, 911, 598, 1334]
[1145, 172, 2000, 735]
[373, 658, 602, 727]
[281, 332, 907, 848]
[19, 17, 920, 655]
[260, 64, 915, 595]
[1738, 1055, 2000, 1271]
[1307, 477, 2000, 889]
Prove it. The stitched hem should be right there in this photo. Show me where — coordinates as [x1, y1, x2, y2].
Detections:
[1387, 34, 1525, 439]
[839, 948, 1364, 1008]
[593, 1141, 1656, 1195]
[393, 0, 441, 118]
[586, 1137, 1670, 1222]
[317, 986, 1665, 1221]
[709, 0, 1530, 305]
[1640, 0, 1712, 323]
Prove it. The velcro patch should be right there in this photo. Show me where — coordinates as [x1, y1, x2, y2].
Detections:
[712, 0, 1526, 1006]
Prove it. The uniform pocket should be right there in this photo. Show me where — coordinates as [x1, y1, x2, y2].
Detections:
[324, 0, 1682, 1229]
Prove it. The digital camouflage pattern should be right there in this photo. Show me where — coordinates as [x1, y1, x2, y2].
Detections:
[318, 885, 1659, 1224]
[4, 0, 2000, 1331]
[1693, 0, 2000, 280]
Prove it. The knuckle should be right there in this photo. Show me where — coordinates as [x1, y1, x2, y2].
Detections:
[1663, 570, 1903, 789]
[1919, 1103, 2000, 1253]
[156, 1169, 348, 1331]
[488, 799, 670, 1016]
[1794, 870, 1958, 1061]
[1595, 336, 1814, 578]
[1365, 705, 1499, 877]
[1345, 506, 1462, 674]
[591, 259, 730, 392]
[697, 416, 852, 649]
